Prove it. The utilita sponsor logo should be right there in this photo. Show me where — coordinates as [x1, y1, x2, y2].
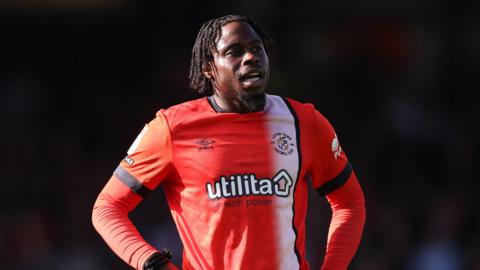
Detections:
[206, 170, 293, 199]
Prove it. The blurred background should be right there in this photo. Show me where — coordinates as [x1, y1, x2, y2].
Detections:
[1, 0, 479, 269]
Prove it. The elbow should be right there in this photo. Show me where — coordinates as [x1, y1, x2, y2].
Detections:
[348, 188, 366, 226]
[330, 180, 367, 228]
[91, 192, 110, 234]
[91, 198, 101, 233]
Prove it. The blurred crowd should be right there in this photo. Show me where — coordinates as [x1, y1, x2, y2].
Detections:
[1, 0, 479, 269]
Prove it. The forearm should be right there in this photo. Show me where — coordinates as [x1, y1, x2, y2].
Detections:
[321, 174, 366, 270]
[92, 176, 159, 269]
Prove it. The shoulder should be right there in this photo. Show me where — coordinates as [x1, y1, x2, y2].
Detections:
[162, 97, 209, 114]
[283, 96, 313, 108]
[271, 95, 318, 119]
[155, 97, 211, 131]
[271, 95, 334, 132]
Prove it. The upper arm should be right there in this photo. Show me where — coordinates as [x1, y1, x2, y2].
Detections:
[116, 110, 174, 195]
[310, 109, 352, 196]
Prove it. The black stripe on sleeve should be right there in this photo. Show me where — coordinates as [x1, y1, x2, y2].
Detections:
[316, 162, 353, 196]
[113, 166, 152, 197]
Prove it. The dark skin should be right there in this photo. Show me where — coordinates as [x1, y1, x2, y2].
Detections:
[204, 21, 270, 113]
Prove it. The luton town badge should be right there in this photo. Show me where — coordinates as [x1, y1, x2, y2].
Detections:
[271, 132, 295, 156]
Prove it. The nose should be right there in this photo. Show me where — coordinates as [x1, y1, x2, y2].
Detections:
[242, 50, 259, 65]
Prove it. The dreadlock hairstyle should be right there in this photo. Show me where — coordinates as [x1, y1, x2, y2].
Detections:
[189, 15, 273, 95]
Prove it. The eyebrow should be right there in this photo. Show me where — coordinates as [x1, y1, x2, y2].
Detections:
[221, 39, 263, 53]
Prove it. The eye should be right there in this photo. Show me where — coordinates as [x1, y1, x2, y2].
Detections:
[226, 48, 242, 57]
[251, 44, 263, 53]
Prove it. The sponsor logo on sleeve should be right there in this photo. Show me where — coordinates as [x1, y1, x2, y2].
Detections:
[124, 156, 134, 166]
[331, 134, 342, 159]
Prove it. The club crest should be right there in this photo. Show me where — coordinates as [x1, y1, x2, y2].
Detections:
[271, 132, 295, 155]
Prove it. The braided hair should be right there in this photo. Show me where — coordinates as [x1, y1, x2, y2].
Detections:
[189, 15, 272, 95]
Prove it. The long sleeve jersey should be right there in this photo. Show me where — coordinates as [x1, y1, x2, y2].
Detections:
[92, 94, 366, 270]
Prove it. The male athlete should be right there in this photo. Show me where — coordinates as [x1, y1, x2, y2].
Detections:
[92, 15, 366, 270]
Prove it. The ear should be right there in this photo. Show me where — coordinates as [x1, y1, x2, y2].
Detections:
[202, 62, 213, 79]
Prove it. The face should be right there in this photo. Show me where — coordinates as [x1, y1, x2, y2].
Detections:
[205, 21, 270, 99]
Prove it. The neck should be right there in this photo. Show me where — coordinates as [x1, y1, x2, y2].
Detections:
[212, 92, 266, 113]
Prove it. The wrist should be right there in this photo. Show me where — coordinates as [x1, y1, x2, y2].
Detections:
[143, 248, 172, 270]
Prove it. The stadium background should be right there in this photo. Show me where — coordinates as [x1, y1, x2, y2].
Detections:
[1, 0, 479, 269]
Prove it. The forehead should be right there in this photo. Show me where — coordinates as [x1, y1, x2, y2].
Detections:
[215, 21, 261, 51]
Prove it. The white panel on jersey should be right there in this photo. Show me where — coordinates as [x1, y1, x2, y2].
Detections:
[127, 124, 148, 155]
[265, 94, 300, 270]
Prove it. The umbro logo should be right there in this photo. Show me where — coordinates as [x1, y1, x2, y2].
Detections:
[196, 138, 215, 151]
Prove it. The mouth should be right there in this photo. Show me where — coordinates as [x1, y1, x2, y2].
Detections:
[240, 70, 264, 83]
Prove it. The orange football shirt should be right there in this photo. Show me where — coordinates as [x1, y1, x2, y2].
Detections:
[95, 94, 356, 270]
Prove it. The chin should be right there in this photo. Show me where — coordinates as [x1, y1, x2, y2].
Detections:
[238, 89, 266, 112]
[242, 84, 266, 95]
